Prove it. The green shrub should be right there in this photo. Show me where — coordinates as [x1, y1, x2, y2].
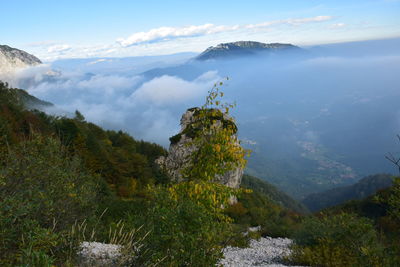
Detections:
[125, 182, 238, 266]
[385, 177, 400, 223]
[225, 189, 300, 238]
[291, 213, 384, 267]
[0, 135, 101, 265]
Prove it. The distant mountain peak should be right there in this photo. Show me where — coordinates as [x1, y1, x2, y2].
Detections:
[195, 41, 300, 61]
[0, 45, 42, 74]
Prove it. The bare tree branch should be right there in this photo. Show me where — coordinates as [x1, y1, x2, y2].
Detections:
[386, 135, 400, 175]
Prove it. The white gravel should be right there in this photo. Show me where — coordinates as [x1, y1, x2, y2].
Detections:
[78, 237, 305, 267]
[78, 241, 122, 266]
[220, 237, 304, 267]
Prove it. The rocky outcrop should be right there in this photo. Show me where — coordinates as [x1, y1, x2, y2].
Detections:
[156, 108, 243, 188]
[0, 45, 42, 74]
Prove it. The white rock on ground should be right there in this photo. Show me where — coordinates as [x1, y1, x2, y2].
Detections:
[220, 237, 305, 267]
[78, 241, 122, 266]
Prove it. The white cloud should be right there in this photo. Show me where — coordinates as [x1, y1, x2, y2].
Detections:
[329, 23, 346, 29]
[128, 71, 219, 106]
[117, 24, 239, 47]
[26, 41, 58, 47]
[288, 15, 333, 24]
[47, 44, 71, 53]
[245, 15, 333, 29]
[87, 58, 111, 65]
[117, 16, 333, 47]
[76, 75, 141, 95]
[25, 42, 119, 62]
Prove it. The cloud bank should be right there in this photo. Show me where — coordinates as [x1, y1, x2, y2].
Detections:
[9, 65, 219, 144]
[47, 44, 71, 53]
[117, 24, 239, 47]
[117, 16, 333, 47]
[128, 71, 218, 106]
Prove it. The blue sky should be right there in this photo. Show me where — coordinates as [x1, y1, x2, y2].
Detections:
[3, 0, 400, 61]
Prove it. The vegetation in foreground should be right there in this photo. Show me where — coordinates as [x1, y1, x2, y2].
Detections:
[1, 80, 400, 266]
[0, 80, 252, 266]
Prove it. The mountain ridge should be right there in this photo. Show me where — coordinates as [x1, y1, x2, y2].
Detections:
[195, 41, 300, 60]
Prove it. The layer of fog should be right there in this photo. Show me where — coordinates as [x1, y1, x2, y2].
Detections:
[9, 65, 218, 143]
[50, 52, 196, 75]
[6, 37, 400, 197]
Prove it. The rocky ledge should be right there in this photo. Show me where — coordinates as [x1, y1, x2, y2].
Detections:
[156, 107, 243, 188]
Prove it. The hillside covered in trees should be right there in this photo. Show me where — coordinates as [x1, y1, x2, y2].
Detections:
[0, 81, 169, 198]
[0, 81, 306, 266]
[303, 173, 394, 212]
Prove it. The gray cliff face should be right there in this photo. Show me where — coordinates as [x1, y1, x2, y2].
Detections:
[0, 45, 42, 74]
[156, 108, 243, 188]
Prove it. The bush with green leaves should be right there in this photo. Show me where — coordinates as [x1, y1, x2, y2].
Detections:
[374, 177, 400, 266]
[225, 188, 300, 239]
[126, 181, 239, 266]
[385, 177, 400, 223]
[291, 213, 385, 267]
[0, 135, 102, 266]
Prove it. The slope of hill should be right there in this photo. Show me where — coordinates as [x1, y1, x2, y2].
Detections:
[302, 173, 394, 212]
[0, 83, 53, 109]
[0, 81, 168, 197]
[319, 177, 400, 236]
[0, 45, 41, 73]
[241, 174, 309, 214]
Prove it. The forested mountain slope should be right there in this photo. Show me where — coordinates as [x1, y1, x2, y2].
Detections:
[241, 174, 308, 214]
[0, 81, 168, 197]
[303, 173, 394, 212]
